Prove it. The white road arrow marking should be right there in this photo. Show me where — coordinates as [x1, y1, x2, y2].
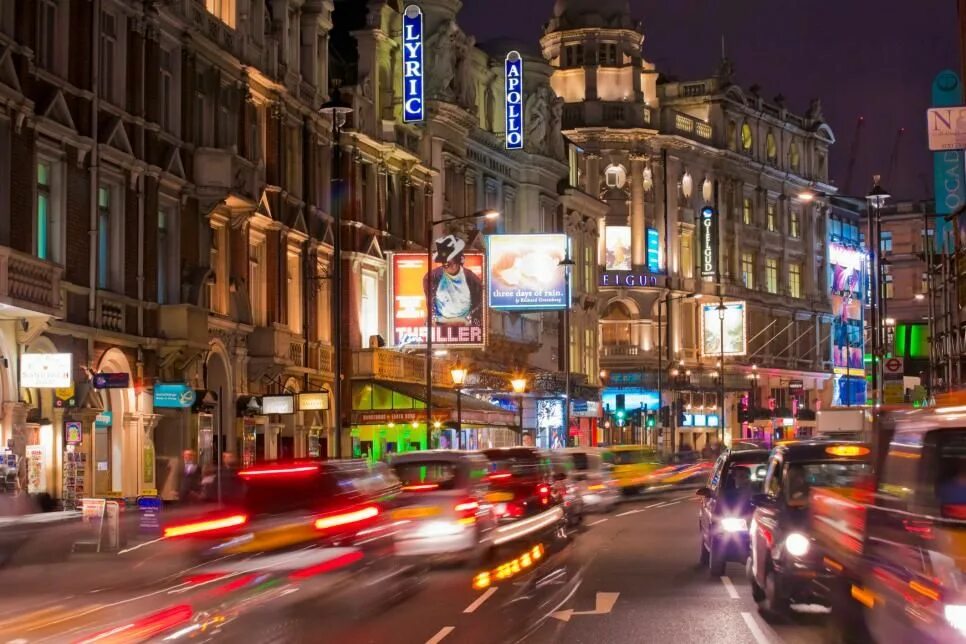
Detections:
[551, 592, 620, 622]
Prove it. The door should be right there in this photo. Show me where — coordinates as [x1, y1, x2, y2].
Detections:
[751, 455, 784, 585]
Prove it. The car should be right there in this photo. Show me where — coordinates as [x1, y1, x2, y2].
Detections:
[747, 441, 872, 616]
[697, 448, 770, 576]
[389, 450, 496, 564]
[549, 451, 586, 526]
[478, 447, 567, 544]
[554, 448, 619, 513]
[600, 445, 663, 494]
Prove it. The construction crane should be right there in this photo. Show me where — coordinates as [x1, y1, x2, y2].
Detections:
[885, 127, 905, 191]
[843, 116, 864, 195]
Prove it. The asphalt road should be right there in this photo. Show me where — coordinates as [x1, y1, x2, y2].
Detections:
[322, 491, 829, 644]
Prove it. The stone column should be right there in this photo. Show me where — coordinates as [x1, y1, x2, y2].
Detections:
[585, 153, 601, 198]
[3, 401, 28, 459]
[630, 155, 646, 267]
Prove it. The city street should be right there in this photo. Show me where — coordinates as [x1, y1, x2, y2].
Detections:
[325, 492, 827, 644]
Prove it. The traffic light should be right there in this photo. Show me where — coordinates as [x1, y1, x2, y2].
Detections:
[615, 394, 626, 426]
[615, 409, 625, 425]
[646, 412, 656, 428]
[659, 406, 670, 426]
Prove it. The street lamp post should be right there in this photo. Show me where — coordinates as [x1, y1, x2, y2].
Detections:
[319, 85, 353, 458]
[424, 209, 500, 446]
[450, 360, 468, 450]
[657, 292, 700, 454]
[717, 300, 727, 447]
[559, 253, 575, 446]
[866, 176, 890, 407]
[511, 376, 527, 446]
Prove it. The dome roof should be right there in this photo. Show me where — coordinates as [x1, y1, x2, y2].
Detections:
[547, 0, 635, 32]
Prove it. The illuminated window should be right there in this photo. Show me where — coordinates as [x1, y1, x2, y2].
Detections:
[360, 271, 380, 345]
[598, 43, 618, 66]
[205, 0, 236, 28]
[884, 274, 894, 299]
[741, 123, 753, 152]
[287, 251, 302, 333]
[790, 209, 800, 238]
[766, 131, 777, 163]
[249, 236, 266, 325]
[766, 203, 776, 232]
[921, 272, 929, 294]
[727, 121, 737, 151]
[563, 44, 584, 68]
[741, 252, 754, 289]
[742, 197, 752, 225]
[789, 263, 802, 298]
[789, 142, 801, 172]
[880, 231, 893, 252]
[36, 162, 51, 260]
[97, 184, 123, 292]
[209, 220, 229, 314]
[681, 232, 693, 279]
[765, 258, 778, 294]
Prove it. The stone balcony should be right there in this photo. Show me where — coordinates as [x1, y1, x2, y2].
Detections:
[0, 246, 62, 318]
[352, 348, 453, 387]
[193, 148, 258, 204]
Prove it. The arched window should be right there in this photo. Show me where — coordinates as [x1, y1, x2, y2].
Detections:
[740, 122, 753, 153]
[789, 142, 801, 172]
[601, 301, 633, 346]
[766, 131, 777, 163]
[727, 121, 737, 151]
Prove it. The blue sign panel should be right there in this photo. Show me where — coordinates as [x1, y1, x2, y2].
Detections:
[932, 70, 965, 253]
[505, 51, 524, 150]
[402, 5, 424, 123]
[700, 206, 716, 277]
[137, 496, 162, 535]
[646, 227, 660, 273]
[92, 372, 130, 389]
[153, 383, 196, 409]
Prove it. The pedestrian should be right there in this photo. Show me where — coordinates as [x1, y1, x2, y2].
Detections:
[178, 449, 202, 504]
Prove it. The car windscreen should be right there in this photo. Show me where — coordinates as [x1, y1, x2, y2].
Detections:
[605, 450, 652, 465]
[937, 430, 966, 520]
[242, 472, 343, 515]
[570, 453, 591, 471]
[484, 453, 545, 479]
[393, 461, 462, 490]
[785, 461, 871, 507]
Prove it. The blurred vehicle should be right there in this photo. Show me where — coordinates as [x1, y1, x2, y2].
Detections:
[479, 447, 566, 544]
[555, 447, 619, 513]
[813, 402, 966, 643]
[389, 450, 495, 564]
[644, 455, 714, 489]
[697, 449, 770, 576]
[747, 440, 872, 616]
[548, 451, 585, 526]
[600, 445, 663, 494]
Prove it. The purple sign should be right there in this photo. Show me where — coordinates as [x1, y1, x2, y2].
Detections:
[137, 495, 162, 535]
[92, 372, 130, 389]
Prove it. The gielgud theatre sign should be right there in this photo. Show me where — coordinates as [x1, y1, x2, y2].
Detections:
[599, 270, 659, 287]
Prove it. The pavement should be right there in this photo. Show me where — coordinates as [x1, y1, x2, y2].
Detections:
[0, 491, 832, 643]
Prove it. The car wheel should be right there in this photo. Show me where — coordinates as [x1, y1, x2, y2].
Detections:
[708, 539, 726, 577]
[748, 557, 765, 602]
[762, 568, 788, 619]
[699, 536, 710, 565]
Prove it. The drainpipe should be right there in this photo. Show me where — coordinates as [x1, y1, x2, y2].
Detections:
[89, 0, 101, 326]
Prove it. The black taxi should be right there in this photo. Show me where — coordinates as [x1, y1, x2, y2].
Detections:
[747, 440, 872, 616]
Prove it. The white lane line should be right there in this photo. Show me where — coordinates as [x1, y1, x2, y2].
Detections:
[463, 587, 498, 614]
[643, 502, 665, 509]
[740, 612, 772, 644]
[588, 518, 609, 526]
[425, 626, 455, 644]
[720, 575, 740, 599]
[661, 501, 681, 507]
[615, 509, 642, 517]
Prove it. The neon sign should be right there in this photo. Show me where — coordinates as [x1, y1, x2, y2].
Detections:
[505, 51, 523, 150]
[646, 227, 660, 273]
[700, 206, 716, 277]
[402, 5, 424, 123]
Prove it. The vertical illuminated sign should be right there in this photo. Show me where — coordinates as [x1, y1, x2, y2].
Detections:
[646, 228, 660, 273]
[505, 51, 523, 150]
[402, 5, 424, 123]
[931, 70, 965, 253]
[700, 206, 716, 277]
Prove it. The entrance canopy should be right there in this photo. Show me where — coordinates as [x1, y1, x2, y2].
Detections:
[351, 380, 516, 427]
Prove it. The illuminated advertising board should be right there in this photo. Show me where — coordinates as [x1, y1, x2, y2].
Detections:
[829, 243, 865, 298]
[402, 5, 424, 123]
[831, 294, 864, 376]
[505, 51, 523, 150]
[605, 226, 631, 271]
[487, 234, 568, 310]
[536, 398, 566, 449]
[646, 227, 660, 273]
[20, 353, 73, 388]
[700, 206, 716, 277]
[390, 249, 486, 348]
[701, 301, 747, 356]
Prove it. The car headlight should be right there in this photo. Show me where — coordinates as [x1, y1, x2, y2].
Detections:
[784, 532, 810, 557]
[719, 517, 748, 533]
[945, 604, 966, 637]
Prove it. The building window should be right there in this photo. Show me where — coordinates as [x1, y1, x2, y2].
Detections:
[157, 209, 169, 304]
[598, 43, 618, 66]
[36, 0, 57, 70]
[880, 231, 893, 252]
[36, 162, 52, 261]
[205, 0, 236, 28]
[790, 209, 800, 238]
[317, 261, 331, 343]
[741, 122, 753, 153]
[681, 232, 693, 279]
[741, 252, 755, 289]
[249, 238, 266, 326]
[360, 271, 379, 346]
[99, 12, 117, 102]
[766, 202, 777, 232]
[97, 184, 121, 291]
[765, 258, 778, 294]
[159, 49, 173, 131]
[209, 221, 229, 314]
[563, 44, 584, 68]
[742, 197, 753, 225]
[829, 218, 842, 239]
[287, 251, 302, 333]
[884, 274, 894, 299]
[789, 142, 801, 172]
[789, 263, 802, 298]
[727, 121, 737, 151]
[766, 131, 778, 164]
[921, 272, 929, 294]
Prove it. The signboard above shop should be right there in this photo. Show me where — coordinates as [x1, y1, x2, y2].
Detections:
[92, 373, 130, 389]
[927, 105, 966, 151]
[262, 395, 295, 415]
[153, 383, 196, 409]
[297, 391, 330, 411]
[21, 353, 72, 388]
[487, 234, 569, 310]
[599, 270, 659, 288]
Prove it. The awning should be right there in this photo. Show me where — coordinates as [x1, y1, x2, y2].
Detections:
[353, 380, 517, 427]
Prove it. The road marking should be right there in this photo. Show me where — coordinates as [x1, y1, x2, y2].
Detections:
[740, 612, 771, 644]
[463, 587, 498, 614]
[662, 501, 680, 507]
[643, 502, 665, 508]
[425, 626, 455, 644]
[588, 518, 608, 526]
[615, 509, 642, 517]
[721, 576, 740, 599]
[551, 592, 620, 622]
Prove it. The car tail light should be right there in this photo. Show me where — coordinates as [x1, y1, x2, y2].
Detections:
[455, 499, 479, 525]
[487, 472, 513, 481]
[494, 502, 524, 519]
[537, 484, 550, 505]
[588, 483, 606, 491]
[163, 514, 248, 538]
[402, 483, 439, 492]
[238, 464, 319, 479]
[314, 505, 380, 531]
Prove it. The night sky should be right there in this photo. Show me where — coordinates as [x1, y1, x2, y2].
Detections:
[459, 0, 962, 201]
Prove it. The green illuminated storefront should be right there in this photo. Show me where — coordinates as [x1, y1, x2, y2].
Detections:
[350, 381, 517, 460]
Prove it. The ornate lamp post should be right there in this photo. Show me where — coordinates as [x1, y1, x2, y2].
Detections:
[511, 377, 527, 446]
[450, 360, 468, 450]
